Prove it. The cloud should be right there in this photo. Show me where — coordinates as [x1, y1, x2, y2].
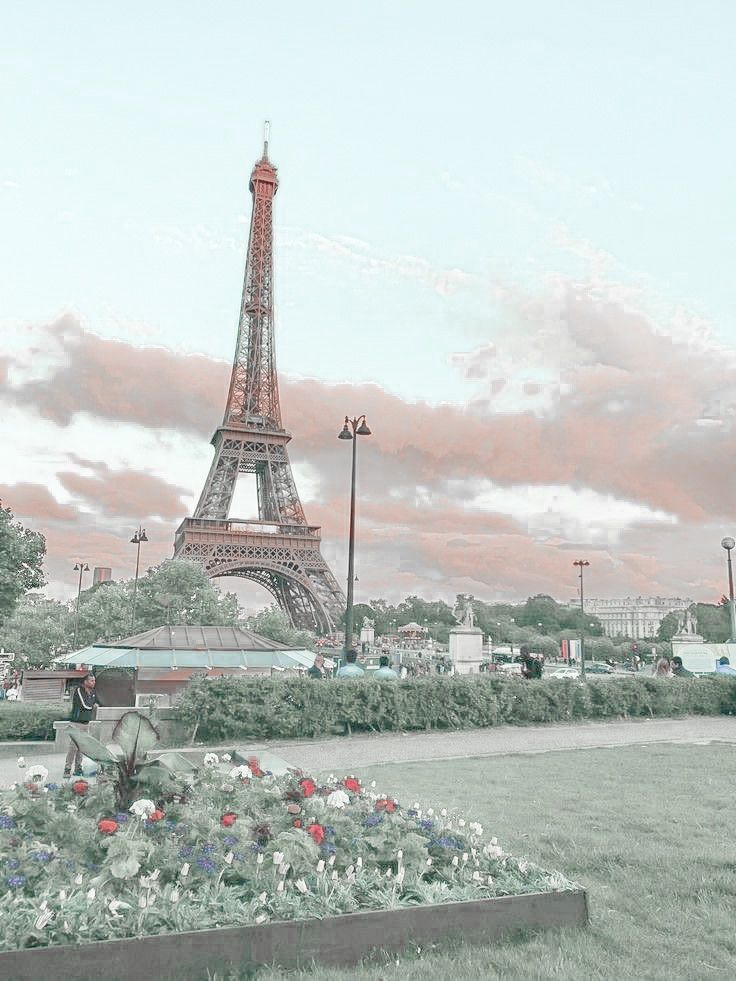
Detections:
[2, 277, 735, 605]
[0, 483, 77, 524]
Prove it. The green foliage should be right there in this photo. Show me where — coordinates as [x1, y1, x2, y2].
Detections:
[0, 702, 66, 741]
[173, 675, 736, 743]
[657, 602, 731, 643]
[0, 594, 70, 667]
[0, 503, 46, 626]
[243, 605, 317, 650]
[69, 710, 195, 809]
[134, 559, 240, 630]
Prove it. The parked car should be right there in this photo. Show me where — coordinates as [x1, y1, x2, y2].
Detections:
[584, 662, 615, 674]
[547, 667, 580, 680]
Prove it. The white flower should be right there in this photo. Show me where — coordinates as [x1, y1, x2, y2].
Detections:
[220, 783, 235, 793]
[74, 874, 83, 885]
[255, 914, 268, 924]
[180, 863, 190, 878]
[397, 850, 403, 860]
[256, 853, 264, 865]
[458, 819, 466, 828]
[16, 757, 26, 769]
[440, 808, 447, 817]
[129, 799, 156, 819]
[34, 909, 54, 930]
[331, 870, 338, 881]
[472, 870, 481, 881]
[221, 753, 232, 762]
[26, 765, 49, 784]
[86, 888, 96, 901]
[272, 851, 284, 866]
[426, 858, 433, 867]
[229, 765, 252, 780]
[295, 878, 308, 894]
[59, 890, 67, 901]
[328, 854, 336, 867]
[356, 857, 362, 868]
[470, 822, 483, 836]
[138, 895, 147, 909]
[326, 789, 350, 809]
[258, 891, 268, 903]
[316, 860, 325, 873]
[203, 753, 219, 767]
[170, 889, 180, 903]
[370, 780, 376, 788]
[395, 868, 405, 885]
[427, 808, 434, 817]
[451, 856, 459, 867]
[278, 862, 289, 876]
[462, 853, 468, 864]
[276, 880, 284, 893]
[140, 869, 160, 888]
[385, 868, 392, 878]
[224, 852, 234, 865]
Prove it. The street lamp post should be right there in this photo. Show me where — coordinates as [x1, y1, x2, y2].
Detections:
[573, 560, 590, 680]
[721, 537, 736, 642]
[338, 415, 371, 655]
[72, 562, 90, 650]
[130, 527, 148, 630]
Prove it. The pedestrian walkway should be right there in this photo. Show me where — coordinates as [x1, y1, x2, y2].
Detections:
[1, 715, 733, 786]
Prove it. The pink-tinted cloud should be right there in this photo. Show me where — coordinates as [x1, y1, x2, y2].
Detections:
[0, 483, 77, 524]
[57, 459, 190, 521]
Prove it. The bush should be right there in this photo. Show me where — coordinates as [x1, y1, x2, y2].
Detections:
[173, 675, 736, 743]
[0, 702, 67, 741]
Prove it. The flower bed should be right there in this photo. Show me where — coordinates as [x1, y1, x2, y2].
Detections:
[0, 752, 580, 955]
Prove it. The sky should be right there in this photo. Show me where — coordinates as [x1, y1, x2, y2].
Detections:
[1, 1, 735, 613]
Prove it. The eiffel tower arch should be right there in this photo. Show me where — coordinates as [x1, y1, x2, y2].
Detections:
[173, 132, 345, 634]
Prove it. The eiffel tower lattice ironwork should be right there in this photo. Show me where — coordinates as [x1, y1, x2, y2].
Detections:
[173, 131, 346, 633]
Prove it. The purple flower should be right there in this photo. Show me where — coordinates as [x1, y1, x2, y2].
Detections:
[6, 858, 20, 869]
[114, 813, 129, 823]
[433, 836, 462, 849]
[321, 843, 336, 855]
[223, 834, 239, 846]
[45, 783, 59, 791]
[196, 857, 216, 874]
[7, 875, 25, 888]
[408, 809, 418, 817]
[364, 814, 383, 827]
[421, 820, 435, 831]
[31, 850, 53, 863]
[0, 816, 16, 829]
[324, 826, 335, 837]
[200, 843, 216, 856]
[249, 842, 263, 853]
[179, 846, 194, 858]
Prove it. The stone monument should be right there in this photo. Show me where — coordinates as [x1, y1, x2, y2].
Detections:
[449, 595, 484, 675]
[671, 609, 703, 644]
[359, 617, 375, 650]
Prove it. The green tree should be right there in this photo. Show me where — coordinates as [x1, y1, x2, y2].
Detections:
[244, 605, 316, 650]
[0, 593, 71, 667]
[133, 560, 240, 628]
[0, 502, 46, 625]
[656, 611, 680, 642]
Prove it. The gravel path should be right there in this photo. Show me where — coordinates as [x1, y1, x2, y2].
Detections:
[2, 716, 733, 785]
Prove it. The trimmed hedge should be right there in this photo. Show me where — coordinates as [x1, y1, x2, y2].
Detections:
[173, 675, 736, 743]
[0, 702, 68, 741]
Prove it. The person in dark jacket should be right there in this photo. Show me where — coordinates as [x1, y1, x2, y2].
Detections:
[671, 656, 693, 678]
[519, 646, 543, 680]
[307, 653, 326, 679]
[63, 674, 102, 777]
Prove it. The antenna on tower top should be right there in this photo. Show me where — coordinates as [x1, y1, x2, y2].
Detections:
[263, 120, 270, 159]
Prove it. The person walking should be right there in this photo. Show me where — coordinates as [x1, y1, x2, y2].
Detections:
[336, 650, 365, 678]
[671, 656, 693, 678]
[63, 673, 101, 778]
[373, 655, 399, 680]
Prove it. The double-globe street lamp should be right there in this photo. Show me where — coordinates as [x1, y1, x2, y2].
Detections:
[72, 562, 90, 650]
[573, 559, 590, 680]
[130, 526, 148, 630]
[338, 415, 372, 655]
[721, 537, 736, 642]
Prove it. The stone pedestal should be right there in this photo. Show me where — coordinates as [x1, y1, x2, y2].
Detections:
[449, 627, 484, 675]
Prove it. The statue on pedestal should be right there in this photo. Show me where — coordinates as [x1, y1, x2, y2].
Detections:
[453, 595, 475, 629]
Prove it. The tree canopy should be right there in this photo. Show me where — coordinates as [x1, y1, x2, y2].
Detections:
[0, 502, 46, 625]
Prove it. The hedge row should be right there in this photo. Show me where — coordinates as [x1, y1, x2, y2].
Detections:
[173, 675, 736, 742]
[0, 702, 68, 741]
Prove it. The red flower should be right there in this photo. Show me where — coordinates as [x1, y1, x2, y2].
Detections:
[307, 822, 325, 845]
[343, 777, 361, 794]
[247, 757, 265, 778]
[299, 778, 317, 798]
[71, 780, 88, 796]
[375, 798, 397, 813]
[98, 819, 118, 834]
[292, 819, 302, 829]
[220, 812, 237, 828]
[148, 809, 165, 822]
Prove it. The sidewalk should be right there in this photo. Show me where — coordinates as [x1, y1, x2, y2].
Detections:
[1, 715, 733, 786]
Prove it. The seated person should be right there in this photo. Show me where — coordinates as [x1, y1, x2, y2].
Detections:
[671, 655, 693, 678]
[715, 656, 736, 675]
[374, 654, 399, 680]
[336, 650, 365, 678]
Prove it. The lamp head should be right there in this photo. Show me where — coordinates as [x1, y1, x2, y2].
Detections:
[140, 529, 148, 542]
[356, 419, 371, 436]
[338, 417, 353, 440]
[722, 537, 735, 552]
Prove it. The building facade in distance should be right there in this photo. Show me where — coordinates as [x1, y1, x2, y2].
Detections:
[582, 597, 692, 639]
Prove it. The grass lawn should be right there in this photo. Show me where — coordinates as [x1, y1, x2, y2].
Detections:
[229, 743, 736, 980]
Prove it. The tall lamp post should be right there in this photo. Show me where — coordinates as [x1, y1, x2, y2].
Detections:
[338, 415, 371, 655]
[130, 527, 148, 630]
[721, 537, 736, 642]
[72, 562, 90, 650]
[573, 560, 590, 680]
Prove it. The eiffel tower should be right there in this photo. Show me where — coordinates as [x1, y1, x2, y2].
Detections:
[173, 130, 346, 633]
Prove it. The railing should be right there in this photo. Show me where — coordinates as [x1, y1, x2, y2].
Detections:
[178, 517, 321, 539]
